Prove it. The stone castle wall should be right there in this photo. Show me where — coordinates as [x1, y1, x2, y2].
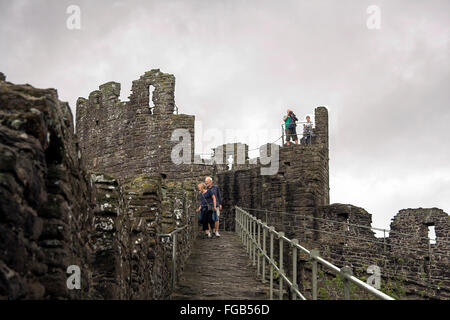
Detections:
[1, 69, 448, 300]
[252, 203, 449, 299]
[76, 69, 213, 182]
[0, 75, 200, 299]
[0, 77, 95, 299]
[90, 173, 199, 299]
[215, 106, 329, 231]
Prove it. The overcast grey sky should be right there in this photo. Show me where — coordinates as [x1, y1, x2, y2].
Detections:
[1, 0, 449, 230]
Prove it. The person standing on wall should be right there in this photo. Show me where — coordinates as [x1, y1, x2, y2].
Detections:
[303, 115, 314, 145]
[283, 109, 299, 146]
[205, 176, 222, 237]
[196, 182, 217, 239]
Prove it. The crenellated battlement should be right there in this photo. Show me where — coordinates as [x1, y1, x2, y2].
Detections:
[76, 70, 207, 182]
[99, 81, 121, 101]
[129, 69, 176, 115]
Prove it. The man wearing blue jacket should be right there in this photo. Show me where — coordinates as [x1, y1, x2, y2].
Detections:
[205, 176, 222, 237]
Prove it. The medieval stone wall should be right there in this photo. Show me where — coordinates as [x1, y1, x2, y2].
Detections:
[259, 203, 450, 299]
[90, 173, 200, 300]
[0, 76, 201, 300]
[76, 69, 213, 182]
[0, 76, 95, 299]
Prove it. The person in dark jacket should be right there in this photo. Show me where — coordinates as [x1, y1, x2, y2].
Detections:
[195, 182, 217, 238]
[283, 109, 299, 146]
[205, 177, 222, 237]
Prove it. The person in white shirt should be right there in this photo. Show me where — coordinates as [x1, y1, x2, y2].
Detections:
[303, 115, 313, 145]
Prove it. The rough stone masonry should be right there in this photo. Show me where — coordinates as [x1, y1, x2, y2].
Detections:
[0, 70, 448, 300]
[0, 72, 202, 299]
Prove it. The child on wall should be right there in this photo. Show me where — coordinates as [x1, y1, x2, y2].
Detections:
[303, 115, 313, 145]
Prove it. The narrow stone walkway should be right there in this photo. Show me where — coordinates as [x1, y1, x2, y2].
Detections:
[172, 231, 269, 300]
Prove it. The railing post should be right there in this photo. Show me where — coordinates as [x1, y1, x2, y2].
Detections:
[239, 208, 242, 240]
[241, 210, 244, 241]
[242, 210, 245, 243]
[250, 218, 254, 263]
[253, 218, 256, 266]
[257, 220, 261, 277]
[236, 208, 240, 239]
[248, 215, 252, 257]
[291, 239, 299, 300]
[248, 214, 251, 256]
[244, 213, 250, 254]
[236, 208, 238, 235]
[269, 227, 275, 300]
[172, 232, 177, 291]
[281, 123, 285, 146]
[310, 249, 319, 300]
[340, 266, 353, 300]
[234, 207, 239, 235]
[278, 232, 285, 300]
[240, 209, 243, 238]
[262, 224, 267, 283]
[236, 208, 238, 237]
[246, 213, 249, 253]
[240, 209, 243, 241]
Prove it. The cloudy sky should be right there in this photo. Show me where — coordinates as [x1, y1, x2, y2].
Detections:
[1, 0, 449, 231]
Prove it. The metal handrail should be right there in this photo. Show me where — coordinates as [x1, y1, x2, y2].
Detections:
[263, 221, 448, 259]
[282, 121, 314, 124]
[243, 210, 448, 287]
[281, 121, 315, 145]
[242, 207, 448, 245]
[235, 206, 395, 300]
[158, 224, 189, 238]
[158, 223, 191, 291]
[194, 129, 315, 157]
